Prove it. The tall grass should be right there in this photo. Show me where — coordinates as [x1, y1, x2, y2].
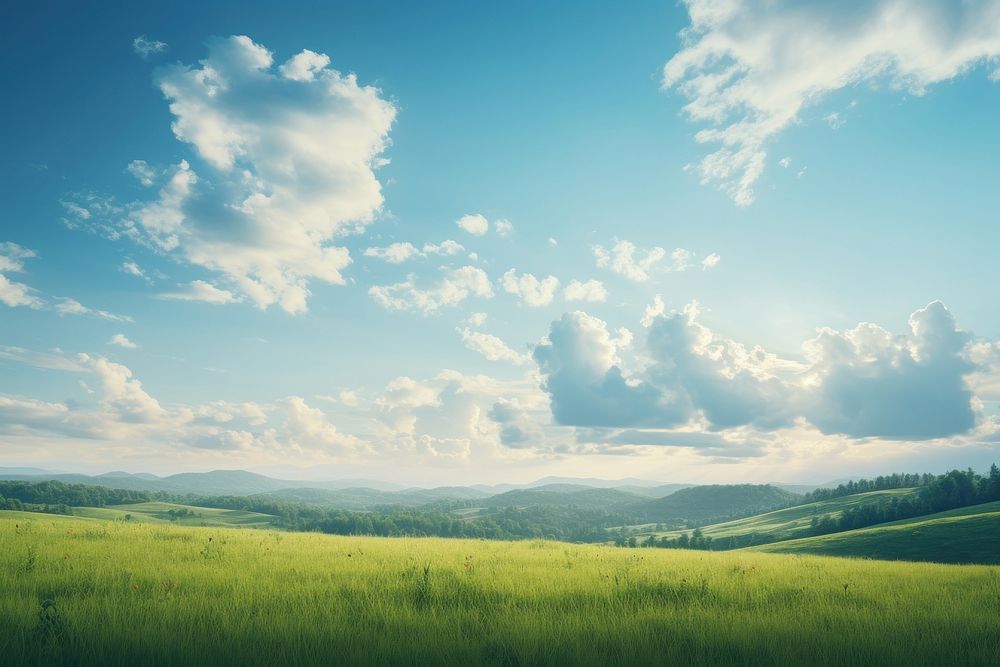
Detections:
[1, 512, 999, 665]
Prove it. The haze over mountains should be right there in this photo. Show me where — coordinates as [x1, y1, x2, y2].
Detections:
[0, 467, 834, 520]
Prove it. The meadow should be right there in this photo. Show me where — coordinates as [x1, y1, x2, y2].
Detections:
[2, 511, 1000, 665]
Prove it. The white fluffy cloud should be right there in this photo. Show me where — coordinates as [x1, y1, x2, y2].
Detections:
[459, 328, 528, 365]
[456, 214, 489, 236]
[593, 240, 696, 282]
[363, 239, 464, 263]
[535, 300, 984, 441]
[126, 160, 157, 186]
[363, 242, 421, 264]
[0, 243, 44, 309]
[90, 36, 397, 313]
[701, 253, 721, 270]
[108, 334, 138, 349]
[563, 279, 608, 303]
[159, 280, 241, 305]
[369, 265, 494, 313]
[501, 269, 560, 307]
[664, 0, 1000, 205]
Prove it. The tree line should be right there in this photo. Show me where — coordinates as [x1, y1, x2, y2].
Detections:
[631, 465, 1000, 551]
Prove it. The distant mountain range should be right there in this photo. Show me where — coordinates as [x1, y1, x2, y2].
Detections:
[0, 467, 833, 520]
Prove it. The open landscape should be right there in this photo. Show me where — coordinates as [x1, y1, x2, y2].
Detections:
[3, 465, 1000, 663]
[4, 0, 1000, 663]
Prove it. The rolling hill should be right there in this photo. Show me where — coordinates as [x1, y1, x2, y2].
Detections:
[633, 484, 802, 523]
[629, 487, 921, 544]
[751, 500, 1000, 564]
[481, 485, 648, 510]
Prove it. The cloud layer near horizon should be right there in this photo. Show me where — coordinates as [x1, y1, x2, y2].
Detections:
[535, 301, 980, 441]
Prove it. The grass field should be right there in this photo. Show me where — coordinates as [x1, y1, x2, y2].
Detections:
[2, 512, 1000, 665]
[621, 488, 919, 544]
[752, 501, 1000, 564]
[72, 501, 277, 529]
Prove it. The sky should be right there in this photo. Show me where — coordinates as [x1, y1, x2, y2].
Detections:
[2, 0, 1000, 485]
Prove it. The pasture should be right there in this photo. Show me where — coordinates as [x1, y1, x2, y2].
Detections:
[2, 512, 999, 665]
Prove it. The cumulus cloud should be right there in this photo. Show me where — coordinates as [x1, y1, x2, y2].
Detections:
[501, 269, 559, 307]
[701, 253, 721, 270]
[93, 36, 397, 313]
[593, 240, 697, 282]
[459, 328, 528, 365]
[0, 347, 371, 459]
[563, 279, 608, 303]
[663, 0, 1000, 205]
[55, 298, 134, 322]
[495, 219, 514, 238]
[108, 333, 138, 349]
[0, 242, 44, 309]
[535, 300, 984, 441]
[802, 301, 977, 439]
[369, 265, 493, 313]
[159, 280, 241, 304]
[456, 214, 489, 236]
[364, 242, 421, 264]
[132, 35, 167, 59]
[126, 160, 157, 186]
[364, 239, 464, 263]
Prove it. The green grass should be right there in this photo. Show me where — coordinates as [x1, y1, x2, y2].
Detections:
[625, 488, 919, 543]
[69, 501, 277, 529]
[2, 512, 1000, 665]
[752, 501, 1000, 564]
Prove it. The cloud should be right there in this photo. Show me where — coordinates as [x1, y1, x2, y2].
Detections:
[495, 219, 514, 238]
[489, 399, 544, 448]
[465, 312, 487, 327]
[459, 328, 528, 365]
[501, 269, 559, 307]
[369, 265, 493, 313]
[108, 334, 138, 349]
[663, 0, 1000, 205]
[593, 240, 697, 282]
[364, 242, 421, 264]
[55, 298, 134, 322]
[802, 301, 977, 439]
[423, 239, 464, 256]
[456, 213, 489, 236]
[701, 253, 721, 270]
[363, 239, 464, 263]
[96, 35, 397, 313]
[0, 242, 44, 309]
[126, 160, 157, 186]
[120, 260, 147, 280]
[535, 300, 983, 441]
[132, 35, 167, 59]
[159, 280, 241, 305]
[563, 279, 608, 303]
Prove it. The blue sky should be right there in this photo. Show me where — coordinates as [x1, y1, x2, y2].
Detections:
[2, 0, 999, 484]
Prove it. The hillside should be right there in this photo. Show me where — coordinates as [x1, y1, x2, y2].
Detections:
[2, 512, 998, 665]
[629, 488, 920, 545]
[634, 484, 801, 523]
[75, 501, 277, 528]
[752, 500, 1000, 564]
[481, 484, 647, 510]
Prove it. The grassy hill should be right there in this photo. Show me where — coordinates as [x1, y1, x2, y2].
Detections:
[481, 484, 647, 510]
[629, 487, 920, 544]
[2, 512, 999, 665]
[752, 500, 1000, 564]
[73, 501, 277, 528]
[634, 484, 801, 523]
